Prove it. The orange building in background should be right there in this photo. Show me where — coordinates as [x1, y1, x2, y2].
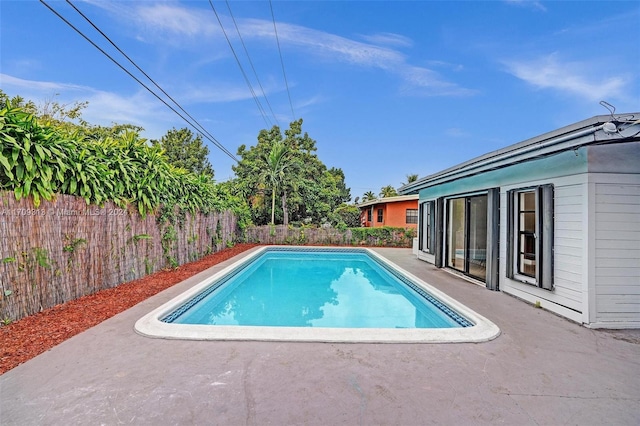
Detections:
[357, 195, 419, 228]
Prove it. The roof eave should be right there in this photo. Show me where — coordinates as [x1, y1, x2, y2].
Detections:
[356, 194, 418, 208]
[399, 113, 640, 194]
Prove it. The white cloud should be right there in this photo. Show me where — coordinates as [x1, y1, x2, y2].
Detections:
[78, 2, 474, 97]
[240, 19, 473, 96]
[81, 0, 218, 44]
[427, 60, 464, 72]
[400, 66, 477, 97]
[134, 3, 218, 38]
[240, 19, 406, 68]
[504, 0, 547, 12]
[446, 128, 471, 138]
[1, 73, 89, 93]
[181, 82, 257, 104]
[358, 32, 413, 48]
[84, 91, 164, 127]
[0, 73, 170, 139]
[503, 54, 628, 102]
[295, 94, 324, 110]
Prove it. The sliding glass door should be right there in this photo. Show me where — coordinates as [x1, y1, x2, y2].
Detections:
[447, 198, 466, 270]
[468, 196, 488, 280]
[446, 195, 488, 281]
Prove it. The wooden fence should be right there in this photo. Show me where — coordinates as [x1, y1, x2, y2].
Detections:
[0, 192, 238, 323]
[244, 225, 415, 247]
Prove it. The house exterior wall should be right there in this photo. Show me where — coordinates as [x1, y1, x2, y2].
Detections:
[592, 177, 640, 327]
[586, 142, 640, 327]
[416, 170, 590, 323]
[385, 200, 418, 228]
[499, 174, 587, 324]
[414, 141, 640, 327]
[359, 199, 418, 228]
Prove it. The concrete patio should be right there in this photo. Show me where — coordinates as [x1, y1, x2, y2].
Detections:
[1, 247, 639, 425]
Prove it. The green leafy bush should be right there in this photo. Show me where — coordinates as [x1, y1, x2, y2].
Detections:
[0, 102, 250, 221]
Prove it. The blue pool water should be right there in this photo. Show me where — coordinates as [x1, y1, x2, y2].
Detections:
[162, 248, 471, 329]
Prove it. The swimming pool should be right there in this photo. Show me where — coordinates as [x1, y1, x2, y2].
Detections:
[135, 247, 500, 343]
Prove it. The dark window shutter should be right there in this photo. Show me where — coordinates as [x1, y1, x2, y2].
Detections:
[486, 188, 500, 290]
[418, 203, 424, 251]
[539, 184, 554, 290]
[506, 189, 515, 279]
[434, 197, 444, 267]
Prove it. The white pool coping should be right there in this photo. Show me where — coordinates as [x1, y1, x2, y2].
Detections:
[134, 246, 501, 343]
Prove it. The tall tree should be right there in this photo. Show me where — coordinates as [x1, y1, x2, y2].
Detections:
[151, 128, 214, 179]
[332, 204, 361, 227]
[262, 141, 290, 224]
[362, 191, 377, 202]
[403, 173, 419, 185]
[281, 120, 349, 224]
[233, 119, 350, 226]
[234, 125, 284, 225]
[380, 185, 398, 198]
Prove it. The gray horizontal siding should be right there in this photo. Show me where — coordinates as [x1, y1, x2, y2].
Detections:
[597, 239, 640, 250]
[499, 180, 585, 315]
[596, 203, 639, 214]
[553, 184, 584, 304]
[595, 183, 640, 324]
[555, 252, 582, 267]
[596, 257, 640, 268]
[597, 249, 640, 260]
[596, 285, 640, 295]
[596, 219, 640, 232]
[595, 297, 640, 319]
[553, 286, 583, 304]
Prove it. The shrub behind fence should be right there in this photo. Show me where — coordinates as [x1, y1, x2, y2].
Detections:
[0, 192, 237, 323]
[244, 225, 415, 247]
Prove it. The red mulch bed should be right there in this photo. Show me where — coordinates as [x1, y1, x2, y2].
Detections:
[0, 243, 258, 375]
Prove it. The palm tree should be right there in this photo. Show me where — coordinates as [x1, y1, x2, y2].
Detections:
[262, 141, 290, 224]
[403, 173, 419, 185]
[362, 191, 376, 202]
[379, 185, 398, 198]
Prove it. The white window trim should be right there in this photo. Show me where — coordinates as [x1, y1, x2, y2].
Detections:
[507, 185, 554, 290]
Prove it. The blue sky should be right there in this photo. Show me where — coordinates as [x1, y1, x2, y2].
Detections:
[1, 1, 639, 200]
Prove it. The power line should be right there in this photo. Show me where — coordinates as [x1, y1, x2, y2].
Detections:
[40, 0, 239, 163]
[64, 0, 238, 162]
[269, 0, 295, 121]
[224, 0, 280, 128]
[208, 0, 272, 128]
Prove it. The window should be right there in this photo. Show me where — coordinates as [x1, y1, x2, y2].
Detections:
[377, 208, 383, 223]
[420, 201, 435, 253]
[367, 208, 372, 222]
[406, 209, 418, 224]
[446, 195, 488, 281]
[517, 191, 536, 277]
[507, 185, 554, 290]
